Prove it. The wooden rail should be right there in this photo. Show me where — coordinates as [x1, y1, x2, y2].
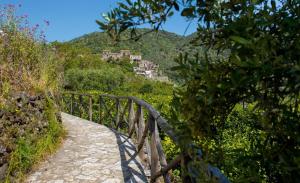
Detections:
[61, 92, 230, 183]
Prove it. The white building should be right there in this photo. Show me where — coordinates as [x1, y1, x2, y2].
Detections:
[130, 55, 142, 62]
[0, 30, 4, 36]
[102, 50, 141, 62]
[102, 50, 164, 80]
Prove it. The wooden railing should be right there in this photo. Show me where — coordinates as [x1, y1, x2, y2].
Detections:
[61, 92, 230, 183]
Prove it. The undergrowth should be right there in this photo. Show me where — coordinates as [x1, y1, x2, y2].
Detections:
[4, 97, 65, 183]
[0, 4, 65, 182]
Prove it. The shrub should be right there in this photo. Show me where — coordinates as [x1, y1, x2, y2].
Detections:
[138, 83, 153, 94]
[99, 0, 300, 181]
[0, 5, 64, 182]
[64, 68, 125, 91]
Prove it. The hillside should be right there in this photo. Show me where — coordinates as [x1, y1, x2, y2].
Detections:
[68, 28, 192, 72]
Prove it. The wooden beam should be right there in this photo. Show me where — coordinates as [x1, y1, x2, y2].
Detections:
[117, 100, 129, 129]
[70, 94, 74, 115]
[149, 119, 160, 183]
[115, 98, 120, 129]
[152, 154, 182, 181]
[154, 122, 171, 183]
[99, 96, 103, 124]
[137, 107, 146, 164]
[79, 95, 83, 118]
[89, 96, 93, 121]
[137, 116, 150, 152]
[128, 99, 135, 136]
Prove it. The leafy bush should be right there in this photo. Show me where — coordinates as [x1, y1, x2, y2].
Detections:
[99, 0, 300, 182]
[138, 83, 153, 94]
[64, 68, 125, 91]
[0, 5, 64, 182]
[4, 96, 64, 182]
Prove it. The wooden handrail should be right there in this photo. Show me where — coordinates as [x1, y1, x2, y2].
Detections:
[61, 92, 230, 183]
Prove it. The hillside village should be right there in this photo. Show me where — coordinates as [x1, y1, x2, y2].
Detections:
[1, 1, 299, 182]
[102, 50, 169, 81]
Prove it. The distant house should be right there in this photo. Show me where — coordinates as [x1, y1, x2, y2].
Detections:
[120, 50, 131, 57]
[130, 55, 142, 62]
[102, 50, 123, 60]
[133, 60, 159, 79]
[137, 60, 158, 70]
[101, 50, 139, 61]
[102, 50, 165, 80]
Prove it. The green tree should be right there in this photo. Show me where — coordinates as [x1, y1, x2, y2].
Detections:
[98, 0, 300, 182]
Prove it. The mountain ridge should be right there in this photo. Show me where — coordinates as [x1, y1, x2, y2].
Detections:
[66, 28, 196, 72]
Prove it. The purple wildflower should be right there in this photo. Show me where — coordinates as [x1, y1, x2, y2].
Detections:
[7, 4, 15, 8]
[44, 20, 50, 26]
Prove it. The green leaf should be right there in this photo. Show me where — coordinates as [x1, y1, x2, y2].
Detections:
[168, 11, 174, 17]
[229, 36, 251, 45]
[174, 2, 180, 11]
[271, 0, 276, 10]
[118, 3, 130, 11]
[125, 0, 132, 5]
[95, 20, 107, 29]
[102, 13, 110, 22]
[181, 7, 195, 17]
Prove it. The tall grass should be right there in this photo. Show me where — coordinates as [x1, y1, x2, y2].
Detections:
[0, 4, 61, 96]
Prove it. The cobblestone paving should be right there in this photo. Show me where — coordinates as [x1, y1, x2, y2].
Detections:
[26, 113, 148, 183]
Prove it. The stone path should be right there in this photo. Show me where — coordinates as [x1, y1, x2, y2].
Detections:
[26, 113, 148, 183]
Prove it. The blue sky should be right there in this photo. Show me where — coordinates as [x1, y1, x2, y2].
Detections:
[1, 0, 197, 42]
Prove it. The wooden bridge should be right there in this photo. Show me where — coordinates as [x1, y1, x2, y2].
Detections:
[27, 93, 229, 183]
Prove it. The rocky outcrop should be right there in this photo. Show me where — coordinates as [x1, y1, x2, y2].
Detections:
[0, 92, 61, 180]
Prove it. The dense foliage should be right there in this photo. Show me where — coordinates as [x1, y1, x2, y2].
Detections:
[99, 0, 300, 182]
[0, 5, 64, 182]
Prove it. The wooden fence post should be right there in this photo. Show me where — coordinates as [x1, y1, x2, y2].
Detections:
[181, 153, 193, 183]
[134, 105, 142, 139]
[150, 118, 160, 183]
[137, 107, 146, 165]
[60, 93, 64, 111]
[115, 98, 120, 129]
[99, 95, 102, 124]
[155, 122, 171, 183]
[79, 95, 83, 118]
[128, 99, 135, 136]
[89, 95, 93, 121]
[70, 94, 74, 115]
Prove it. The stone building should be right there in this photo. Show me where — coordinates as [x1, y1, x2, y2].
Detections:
[102, 50, 123, 60]
[130, 55, 142, 62]
[102, 50, 166, 80]
[133, 60, 159, 79]
[102, 50, 140, 61]
[120, 50, 131, 57]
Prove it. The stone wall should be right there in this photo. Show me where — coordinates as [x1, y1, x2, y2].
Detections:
[0, 92, 61, 181]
